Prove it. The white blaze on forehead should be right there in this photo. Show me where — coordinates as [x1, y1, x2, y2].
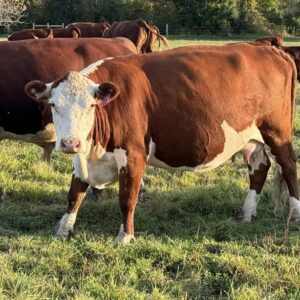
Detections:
[114, 148, 128, 172]
[50, 71, 97, 153]
[147, 121, 264, 172]
[80, 57, 114, 76]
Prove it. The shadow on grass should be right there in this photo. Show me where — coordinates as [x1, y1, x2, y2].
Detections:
[0, 179, 296, 243]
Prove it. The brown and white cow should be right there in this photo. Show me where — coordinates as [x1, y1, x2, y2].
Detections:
[66, 22, 110, 37]
[0, 37, 137, 200]
[103, 19, 169, 53]
[8, 28, 53, 40]
[52, 27, 81, 38]
[26, 43, 300, 244]
[8, 27, 81, 40]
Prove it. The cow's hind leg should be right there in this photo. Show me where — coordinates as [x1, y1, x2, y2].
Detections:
[241, 141, 271, 222]
[269, 142, 300, 220]
[53, 175, 89, 236]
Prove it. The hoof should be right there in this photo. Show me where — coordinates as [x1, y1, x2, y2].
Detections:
[235, 210, 254, 223]
[116, 224, 134, 245]
[52, 221, 70, 237]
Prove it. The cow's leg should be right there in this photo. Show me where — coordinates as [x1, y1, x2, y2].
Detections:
[41, 142, 55, 162]
[241, 142, 271, 222]
[114, 150, 146, 244]
[53, 175, 89, 236]
[263, 135, 300, 220]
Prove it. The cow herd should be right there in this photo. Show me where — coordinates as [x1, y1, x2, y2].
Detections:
[1, 22, 300, 244]
[7, 19, 169, 54]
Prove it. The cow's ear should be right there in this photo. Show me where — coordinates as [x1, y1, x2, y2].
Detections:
[95, 82, 120, 106]
[25, 80, 51, 102]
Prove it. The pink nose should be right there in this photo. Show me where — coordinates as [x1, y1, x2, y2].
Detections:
[60, 138, 81, 153]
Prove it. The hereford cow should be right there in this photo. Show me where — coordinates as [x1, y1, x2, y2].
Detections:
[103, 19, 169, 53]
[254, 34, 283, 46]
[66, 22, 110, 37]
[8, 28, 53, 40]
[0, 37, 137, 200]
[278, 46, 300, 82]
[25, 44, 300, 244]
[52, 27, 81, 38]
[251, 36, 300, 82]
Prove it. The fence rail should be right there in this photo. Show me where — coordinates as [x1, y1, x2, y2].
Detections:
[32, 23, 64, 29]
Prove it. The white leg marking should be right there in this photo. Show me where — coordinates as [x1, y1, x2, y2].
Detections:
[116, 224, 134, 245]
[114, 148, 128, 173]
[54, 213, 77, 236]
[243, 190, 260, 222]
[289, 197, 300, 220]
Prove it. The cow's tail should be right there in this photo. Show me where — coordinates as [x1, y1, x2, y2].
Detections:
[272, 47, 297, 215]
[137, 19, 171, 51]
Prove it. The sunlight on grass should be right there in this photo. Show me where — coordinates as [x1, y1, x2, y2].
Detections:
[0, 36, 300, 299]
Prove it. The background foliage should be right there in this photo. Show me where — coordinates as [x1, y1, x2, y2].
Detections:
[19, 0, 300, 35]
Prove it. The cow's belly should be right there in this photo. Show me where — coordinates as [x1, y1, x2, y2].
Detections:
[147, 120, 264, 172]
[73, 152, 118, 189]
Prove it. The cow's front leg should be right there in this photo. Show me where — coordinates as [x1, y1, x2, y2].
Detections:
[115, 150, 146, 245]
[53, 175, 89, 236]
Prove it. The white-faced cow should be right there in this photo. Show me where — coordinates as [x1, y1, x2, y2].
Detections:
[26, 43, 300, 244]
[0, 37, 137, 200]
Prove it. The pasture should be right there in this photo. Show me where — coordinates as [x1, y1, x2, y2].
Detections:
[0, 36, 300, 299]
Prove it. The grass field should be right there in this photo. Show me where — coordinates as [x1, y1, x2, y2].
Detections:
[1, 36, 300, 299]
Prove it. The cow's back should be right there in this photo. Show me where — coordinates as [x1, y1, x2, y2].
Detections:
[98, 44, 296, 167]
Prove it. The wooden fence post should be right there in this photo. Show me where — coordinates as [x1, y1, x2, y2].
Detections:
[166, 23, 169, 37]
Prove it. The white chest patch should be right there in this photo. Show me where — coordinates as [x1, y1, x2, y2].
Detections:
[147, 120, 264, 172]
[113, 148, 128, 172]
[73, 150, 119, 189]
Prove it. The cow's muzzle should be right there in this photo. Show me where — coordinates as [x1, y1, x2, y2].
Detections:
[60, 138, 81, 153]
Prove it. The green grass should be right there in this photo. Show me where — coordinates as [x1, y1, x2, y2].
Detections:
[1, 37, 300, 299]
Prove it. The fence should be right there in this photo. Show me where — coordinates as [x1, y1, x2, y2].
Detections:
[32, 23, 64, 29]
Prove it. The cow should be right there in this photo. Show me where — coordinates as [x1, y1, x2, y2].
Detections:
[52, 27, 81, 38]
[7, 27, 81, 40]
[66, 22, 110, 37]
[254, 34, 283, 46]
[278, 46, 300, 82]
[0, 37, 137, 200]
[251, 36, 300, 82]
[25, 43, 300, 244]
[8, 28, 53, 40]
[103, 19, 169, 53]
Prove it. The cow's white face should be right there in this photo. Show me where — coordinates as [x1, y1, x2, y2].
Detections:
[25, 71, 120, 154]
[49, 72, 97, 153]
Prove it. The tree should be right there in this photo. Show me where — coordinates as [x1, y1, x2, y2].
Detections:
[0, 0, 26, 27]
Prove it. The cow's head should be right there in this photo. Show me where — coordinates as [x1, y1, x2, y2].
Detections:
[25, 71, 119, 154]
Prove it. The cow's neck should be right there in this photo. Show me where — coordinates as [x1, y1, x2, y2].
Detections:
[86, 104, 111, 160]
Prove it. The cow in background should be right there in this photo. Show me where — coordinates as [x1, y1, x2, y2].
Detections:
[7, 27, 81, 40]
[253, 35, 300, 82]
[0, 37, 137, 201]
[103, 19, 170, 53]
[52, 27, 81, 38]
[26, 43, 299, 243]
[8, 28, 53, 40]
[66, 22, 110, 37]
[254, 34, 283, 46]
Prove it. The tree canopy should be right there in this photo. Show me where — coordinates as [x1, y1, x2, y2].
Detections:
[12, 0, 300, 35]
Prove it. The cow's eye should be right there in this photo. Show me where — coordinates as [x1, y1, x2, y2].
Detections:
[49, 103, 55, 107]
[91, 103, 96, 108]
